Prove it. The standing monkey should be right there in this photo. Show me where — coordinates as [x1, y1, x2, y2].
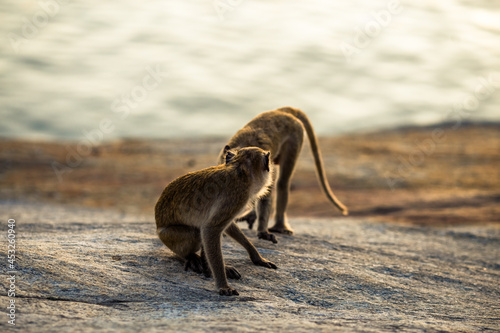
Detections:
[155, 147, 277, 296]
[218, 107, 348, 243]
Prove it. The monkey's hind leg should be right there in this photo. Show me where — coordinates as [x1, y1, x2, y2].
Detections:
[269, 137, 303, 235]
[157, 225, 206, 275]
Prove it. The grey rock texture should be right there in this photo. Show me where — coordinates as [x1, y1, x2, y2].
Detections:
[1, 202, 499, 332]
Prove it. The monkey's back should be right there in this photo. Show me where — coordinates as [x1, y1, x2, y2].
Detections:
[225, 108, 304, 157]
[155, 165, 251, 229]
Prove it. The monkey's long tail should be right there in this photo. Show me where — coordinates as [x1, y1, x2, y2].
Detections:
[279, 107, 349, 216]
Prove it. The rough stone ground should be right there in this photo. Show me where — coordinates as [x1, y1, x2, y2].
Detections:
[1, 202, 499, 332]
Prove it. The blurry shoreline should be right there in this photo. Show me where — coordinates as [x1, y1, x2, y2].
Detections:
[1, 122, 499, 226]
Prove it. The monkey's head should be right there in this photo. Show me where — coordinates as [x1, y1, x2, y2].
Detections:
[224, 145, 271, 175]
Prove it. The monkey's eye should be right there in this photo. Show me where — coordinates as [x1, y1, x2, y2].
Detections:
[225, 151, 235, 164]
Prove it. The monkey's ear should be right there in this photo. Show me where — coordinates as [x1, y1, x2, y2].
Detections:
[264, 152, 270, 172]
[225, 151, 235, 164]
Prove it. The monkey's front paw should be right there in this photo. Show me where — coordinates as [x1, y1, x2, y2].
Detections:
[219, 286, 239, 296]
[237, 211, 257, 230]
[258, 231, 278, 244]
[253, 258, 278, 270]
[225, 266, 241, 280]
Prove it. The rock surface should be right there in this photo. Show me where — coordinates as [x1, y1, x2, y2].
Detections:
[1, 202, 499, 332]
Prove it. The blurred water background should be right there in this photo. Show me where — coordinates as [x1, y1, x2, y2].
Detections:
[0, 0, 499, 141]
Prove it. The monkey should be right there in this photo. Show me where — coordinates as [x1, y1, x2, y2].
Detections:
[155, 146, 277, 296]
[218, 106, 348, 244]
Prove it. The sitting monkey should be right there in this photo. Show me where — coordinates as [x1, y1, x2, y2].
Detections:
[155, 147, 277, 296]
[218, 107, 348, 243]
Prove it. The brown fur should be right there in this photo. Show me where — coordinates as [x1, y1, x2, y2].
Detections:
[218, 107, 348, 243]
[155, 147, 277, 296]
